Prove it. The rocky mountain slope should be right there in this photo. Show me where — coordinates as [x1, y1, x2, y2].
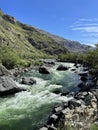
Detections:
[0, 10, 88, 68]
[36, 29, 88, 53]
[0, 10, 67, 58]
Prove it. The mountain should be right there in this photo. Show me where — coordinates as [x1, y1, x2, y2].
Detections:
[0, 10, 88, 68]
[36, 28, 88, 53]
[0, 10, 67, 55]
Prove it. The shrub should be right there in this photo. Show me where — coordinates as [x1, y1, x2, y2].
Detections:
[1, 52, 20, 69]
[0, 46, 20, 69]
[19, 60, 32, 67]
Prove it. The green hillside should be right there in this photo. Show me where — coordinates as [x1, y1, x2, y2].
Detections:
[0, 10, 67, 68]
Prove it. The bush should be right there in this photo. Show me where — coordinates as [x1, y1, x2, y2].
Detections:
[1, 52, 20, 69]
[58, 52, 80, 62]
[19, 60, 32, 67]
[0, 46, 20, 69]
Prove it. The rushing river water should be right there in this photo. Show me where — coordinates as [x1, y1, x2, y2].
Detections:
[0, 62, 82, 130]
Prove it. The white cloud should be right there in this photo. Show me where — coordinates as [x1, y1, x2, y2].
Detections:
[85, 44, 96, 47]
[71, 18, 98, 44]
[72, 26, 98, 32]
[78, 18, 98, 22]
[71, 23, 98, 28]
[82, 33, 98, 37]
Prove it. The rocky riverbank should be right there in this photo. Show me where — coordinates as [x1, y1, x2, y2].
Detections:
[0, 61, 98, 130]
[39, 90, 98, 130]
[39, 64, 98, 130]
[0, 59, 55, 96]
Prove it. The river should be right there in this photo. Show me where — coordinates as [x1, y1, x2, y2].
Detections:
[0, 62, 82, 130]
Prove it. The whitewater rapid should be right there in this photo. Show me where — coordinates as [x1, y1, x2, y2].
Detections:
[0, 62, 81, 130]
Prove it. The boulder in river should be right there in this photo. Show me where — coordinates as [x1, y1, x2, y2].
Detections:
[70, 68, 76, 71]
[39, 66, 50, 74]
[51, 88, 62, 94]
[21, 77, 36, 85]
[56, 64, 68, 71]
[0, 76, 25, 96]
[78, 71, 88, 77]
[80, 76, 87, 82]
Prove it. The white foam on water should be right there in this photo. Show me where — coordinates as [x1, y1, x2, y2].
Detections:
[0, 62, 80, 129]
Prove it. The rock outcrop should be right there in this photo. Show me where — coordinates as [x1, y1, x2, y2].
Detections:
[3, 14, 16, 24]
[0, 64, 25, 96]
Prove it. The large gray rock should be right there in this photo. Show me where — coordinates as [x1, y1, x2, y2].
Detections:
[0, 64, 25, 96]
[0, 76, 25, 96]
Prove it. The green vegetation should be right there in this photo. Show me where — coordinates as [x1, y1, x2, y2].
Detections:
[58, 44, 98, 69]
[0, 47, 20, 69]
[0, 10, 68, 69]
[0, 10, 96, 71]
[58, 52, 80, 62]
[91, 124, 98, 130]
[83, 45, 98, 69]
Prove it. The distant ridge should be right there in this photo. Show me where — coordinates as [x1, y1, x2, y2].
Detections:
[36, 28, 89, 53]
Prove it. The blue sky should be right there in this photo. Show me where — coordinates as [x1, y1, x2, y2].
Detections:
[0, 0, 98, 46]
